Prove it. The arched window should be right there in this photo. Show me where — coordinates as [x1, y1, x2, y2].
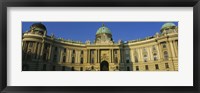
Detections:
[72, 57, 75, 63]
[164, 51, 168, 61]
[143, 55, 148, 62]
[153, 53, 158, 61]
[135, 56, 138, 63]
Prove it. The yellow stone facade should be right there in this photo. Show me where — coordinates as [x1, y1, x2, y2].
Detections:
[22, 23, 178, 71]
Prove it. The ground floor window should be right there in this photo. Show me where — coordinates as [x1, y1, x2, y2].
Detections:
[145, 65, 149, 70]
[62, 66, 65, 71]
[80, 67, 83, 71]
[71, 67, 74, 71]
[136, 66, 139, 71]
[165, 63, 169, 68]
[127, 66, 130, 71]
[155, 64, 159, 70]
[43, 64, 46, 71]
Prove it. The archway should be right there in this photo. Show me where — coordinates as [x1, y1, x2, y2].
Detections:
[100, 61, 109, 71]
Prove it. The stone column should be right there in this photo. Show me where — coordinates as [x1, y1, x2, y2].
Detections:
[147, 47, 151, 61]
[77, 50, 79, 64]
[110, 49, 112, 63]
[36, 43, 41, 60]
[88, 49, 90, 63]
[40, 42, 45, 58]
[117, 48, 121, 63]
[173, 41, 178, 57]
[97, 49, 99, 63]
[69, 49, 72, 63]
[138, 48, 143, 63]
[121, 49, 124, 63]
[112, 49, 114, 63]
[158, 43, 163, 61]
[48, 44, 52, 62]
[166, 41, 172, 60]
[169, 41, 175, 58]
[34, 42, 38, 59]
[23, 41, 27, 51]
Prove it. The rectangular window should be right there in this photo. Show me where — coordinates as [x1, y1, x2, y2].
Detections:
[80, 58, 83, 64]
[114, 50, 117, 54]
[29, 42, 33, 47]
[91, 58, 94, 64]
[136, 66, 139, 71]
[72, 50, 75, 54]
[126, 57, 129, 63]
[55, 47, 57, 51]
[145, 65, 149, 70]
[53, 55, 57, 62]
[165, 63, 169, 68]
[155, 64, 159, 70]
[71, 67, 74, 71]
[91, 50, 94, 55]
[126, 59, 129, 63]
[72, 57, 75, 63]
[64, 48, 66, 53]
[80, 67, 83, 71]
[125, 49, 129, 55]
[81, 50, 84, 54]
[52, 66, 56, 71]
[62, 56, 66, 63]
[127, 67, 130, 71]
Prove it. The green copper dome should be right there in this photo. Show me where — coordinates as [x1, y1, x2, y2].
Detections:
[30, 22, 46, 31]
[161, 22, 176, 30]
[96, 24, 112, 35]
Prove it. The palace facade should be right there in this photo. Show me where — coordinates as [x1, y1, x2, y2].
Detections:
[22, 22, 178, 71]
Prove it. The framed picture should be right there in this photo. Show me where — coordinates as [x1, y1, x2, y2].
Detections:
[0, 0, 199, 93]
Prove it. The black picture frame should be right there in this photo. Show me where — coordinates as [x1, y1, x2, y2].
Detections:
[0, 0, 199, 93]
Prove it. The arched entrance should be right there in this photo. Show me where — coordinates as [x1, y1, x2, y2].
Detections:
[100, 61, 109, 71]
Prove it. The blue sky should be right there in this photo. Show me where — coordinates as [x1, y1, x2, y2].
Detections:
[22, 22, 178, 43]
